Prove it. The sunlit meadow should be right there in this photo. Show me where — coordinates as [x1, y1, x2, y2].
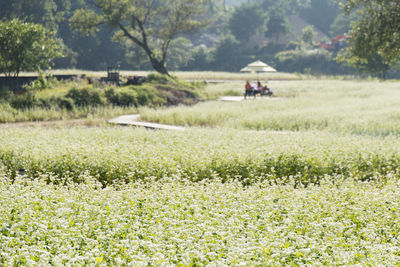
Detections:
[140, 80, 400, 135]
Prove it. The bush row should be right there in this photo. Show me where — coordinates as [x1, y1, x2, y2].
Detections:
[8, 86, 166, 110]
[2, 74, 203, 111]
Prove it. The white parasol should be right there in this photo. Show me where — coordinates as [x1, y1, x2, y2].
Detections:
[240, 60, 277, 73]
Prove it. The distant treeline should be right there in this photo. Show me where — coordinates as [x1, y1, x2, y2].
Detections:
[2, 0, 399, 77]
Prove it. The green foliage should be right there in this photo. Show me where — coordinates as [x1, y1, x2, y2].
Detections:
[185, 46, 214, 71]
[105, 88, 138, 107]
[0, 86, 11, 101]
[276, 49, 348, 74]
[299, 0, 339, 34]
[166, 37, 194, 70]
[10, 92, 37, 109]
[70, 0, 211, 75]
[56, 97, 75, 111]
[66, 87, 105, 107]
[264, 9, 288, 42]
[212, 35, 247, 71]
[0, 19, 63, 78]
[146, 73, 174, 84]
[329, 11, 355, 37]
[301, 25, 316, 48]
[23, 70, 56, 91]
[0, 0, 71, 30]
[0, 74, 204, 122]
[228, 4, 265, 43]
[339, 0, 400, 78]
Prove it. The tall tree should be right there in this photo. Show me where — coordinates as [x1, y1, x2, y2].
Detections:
[338, 0, 400, 78]
[228, 4, 265, 44]
[0, 19, 63, 78]
[0, 0, 71, 30]
[264, 10, 288, 43]
[299, 0, 339, 35]
[70, 0, 212, 75]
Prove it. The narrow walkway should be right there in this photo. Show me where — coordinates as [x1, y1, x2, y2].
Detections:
[108, 115, 185, 131]
[218, 96, 244, 102]
[109, 96, 279, 130]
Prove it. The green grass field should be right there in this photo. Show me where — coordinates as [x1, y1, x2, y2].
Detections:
[1, 75, 400, 265]
[140, 80, 400, 135]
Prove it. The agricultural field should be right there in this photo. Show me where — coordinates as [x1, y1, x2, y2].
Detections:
[1, 75, 400, 265]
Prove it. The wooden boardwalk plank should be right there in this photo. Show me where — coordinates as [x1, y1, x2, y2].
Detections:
[109, 115, 185, 131]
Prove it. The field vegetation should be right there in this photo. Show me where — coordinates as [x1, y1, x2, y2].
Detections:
[0, 73, 204, 123]
[1, 76, 400, 265]
[0, 127, 399, 185]
[140, 80, 400, 135]
[2, 174, 400, 265]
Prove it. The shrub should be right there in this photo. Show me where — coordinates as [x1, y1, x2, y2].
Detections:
[10, 92, 36, 109]
[137, 90, 150, 106]
[57, 97, 75, 111]
[0, 85, 11, 101]
[105, 88, 138, 107]
[119, 90, 138, 107]
[66, 87, 105, 106]
[35, 97, 52, 109]
[275, 49, 351, 75]
[146, 73, 172, 84]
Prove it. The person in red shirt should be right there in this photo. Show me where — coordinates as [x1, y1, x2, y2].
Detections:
[245, 81, 253, 99]
[257, 81, 264, 96]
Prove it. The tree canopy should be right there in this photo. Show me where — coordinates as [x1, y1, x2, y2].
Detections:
[70, 0, 212, 75]
[0, 19, 63, 77]
[0, 0, 71, 30]
[338, 0, 400, 78]
[228, 4, 264, 43]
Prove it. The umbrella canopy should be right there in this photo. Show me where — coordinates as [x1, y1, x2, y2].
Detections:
[240, 60, 277, 73]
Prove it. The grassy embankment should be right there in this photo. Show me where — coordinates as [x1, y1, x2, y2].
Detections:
[0, 73, 204, 123]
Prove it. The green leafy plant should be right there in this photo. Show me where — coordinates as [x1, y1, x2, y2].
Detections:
[0, 19, 63, 78]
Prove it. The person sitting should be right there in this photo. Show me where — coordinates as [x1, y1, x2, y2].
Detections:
[263, 85, 273, 96]
[244, 81, 253, 99]
[257, 81, 264, 96]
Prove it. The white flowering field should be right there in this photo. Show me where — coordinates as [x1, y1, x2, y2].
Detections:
[2, 79, 400, 265]
[141, 80, 400, 135]
[0, 127, 400, 184]
[1, 174, 400, 265]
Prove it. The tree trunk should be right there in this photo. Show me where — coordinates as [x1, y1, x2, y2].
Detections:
[149, 57, 170, 76]
[118, 23, 170, 76]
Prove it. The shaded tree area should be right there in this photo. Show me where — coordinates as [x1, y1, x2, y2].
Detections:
[298, 0, 339, 35]
[0, 0, 130, 70]
[70, 0, 212, 75]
